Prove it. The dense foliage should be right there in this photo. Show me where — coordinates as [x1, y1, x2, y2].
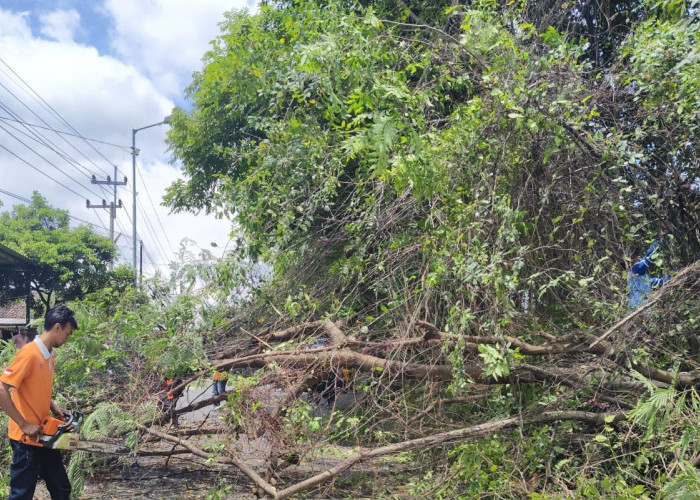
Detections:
[0, 193, 117, 310]
[2, 0, 699, 498]
[160, 0, 700, 497]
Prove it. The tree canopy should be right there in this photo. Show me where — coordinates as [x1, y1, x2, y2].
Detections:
[0, 192, 117, 309]
[15, 0, 699, 497]
[165, 0, 700, 323]
[158, 0, 700, 495]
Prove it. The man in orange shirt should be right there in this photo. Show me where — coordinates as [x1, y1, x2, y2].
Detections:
[0, 304, 77, 500]
[212, 368, 229, 407]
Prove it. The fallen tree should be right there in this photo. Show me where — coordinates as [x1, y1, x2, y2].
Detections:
[138, 407, 627, 499]
[60, 0, 700, 497]
[136, 271, 700, 497]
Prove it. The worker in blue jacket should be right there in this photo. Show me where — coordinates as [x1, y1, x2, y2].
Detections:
[628, 239, 671, 309]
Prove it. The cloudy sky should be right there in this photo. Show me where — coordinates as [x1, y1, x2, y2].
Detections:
[0, 0, 256, 276]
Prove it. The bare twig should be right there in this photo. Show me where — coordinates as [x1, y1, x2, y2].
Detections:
[137, 424, 278, 498]
[273, 410, 626, 499]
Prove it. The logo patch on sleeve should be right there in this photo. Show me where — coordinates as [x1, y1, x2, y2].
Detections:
[3, 369, 13, 376]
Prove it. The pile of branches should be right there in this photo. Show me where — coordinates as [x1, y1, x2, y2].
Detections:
[121, 259, 700, 498]
[99, 1, 700, 496]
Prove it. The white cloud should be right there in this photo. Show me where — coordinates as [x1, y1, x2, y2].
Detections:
[135, 161, 233, 266]
[0, 3, 236, 277]
[0, 9, 31, 39]
[104, 0, 254, 97]
[39, 8, 81, 43]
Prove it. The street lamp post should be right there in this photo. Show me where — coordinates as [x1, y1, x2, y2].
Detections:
[131, 115, 172, 286]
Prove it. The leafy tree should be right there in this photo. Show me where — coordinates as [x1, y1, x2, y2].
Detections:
[65, 0, 700, 496]
[0, 192, 117, 309]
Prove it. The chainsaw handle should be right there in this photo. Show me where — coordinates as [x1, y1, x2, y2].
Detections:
[68, 410, 82, 424]
[19, 422, 42, 443]
[57, 410, 83, 431]
[20, 431, 42, 445]
[59, 411, 74, 428]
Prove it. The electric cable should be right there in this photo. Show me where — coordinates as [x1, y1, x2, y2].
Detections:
[0, 68, 130, 215]
[0, 121, 106, 200]
[121, 174, 171, 267]
[118, 197, 168, 273]
[0, 99, 125, 219]
[0, 76, 111, 179]
[0, 57, 119, 177]
[0, 109, 112, 193]
[134, 162, 175, 253]
[0, 115, 130, 151]
[137, 196, 171, 264]
[0, 141, 90, 200]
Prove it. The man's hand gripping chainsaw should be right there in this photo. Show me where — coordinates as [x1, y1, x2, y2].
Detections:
[23, 411, 83, 450]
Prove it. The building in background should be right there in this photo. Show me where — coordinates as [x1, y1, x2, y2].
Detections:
[0, 243, 37, 341]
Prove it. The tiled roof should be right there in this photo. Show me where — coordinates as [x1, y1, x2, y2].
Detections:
[0, 302, 25, 319]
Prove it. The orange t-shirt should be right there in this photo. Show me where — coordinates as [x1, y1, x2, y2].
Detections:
[0, 340, 55, 445]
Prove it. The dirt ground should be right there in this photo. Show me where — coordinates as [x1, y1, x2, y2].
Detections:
[34, 383, 374, 499]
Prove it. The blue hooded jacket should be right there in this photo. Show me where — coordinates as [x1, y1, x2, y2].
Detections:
[627, 240, 671, 309]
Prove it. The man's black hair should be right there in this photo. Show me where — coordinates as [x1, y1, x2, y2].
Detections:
[44, 304, 78, 331]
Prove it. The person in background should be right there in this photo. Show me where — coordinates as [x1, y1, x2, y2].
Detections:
[11, 327, 30, 350]
[212, 368, 229, 407]
[628, 238, 672, 309]
[0, 305, 77, 500]
[11, 326, 36, 350]
[158, 376, 184, 414]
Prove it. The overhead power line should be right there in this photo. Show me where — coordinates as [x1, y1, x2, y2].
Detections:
[0, 121, 105, 200]
[0, 75, 111, 179]
[137, 196, 171, 264]
[0, 92, 125, 207]
[0, 64, 129, 217]
[0, 141, 89, 200]
[119, 204, 163, 269]
[0, 111, 111, 195]
[0, 57, 121, 178]
[0, 115, 130, 152]
[134, 162, 175, 254]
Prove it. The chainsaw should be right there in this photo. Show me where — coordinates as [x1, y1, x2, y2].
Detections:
[40, 411, 134, 455]
[25, 410, 154, 455]
[36, 410, 83, 450]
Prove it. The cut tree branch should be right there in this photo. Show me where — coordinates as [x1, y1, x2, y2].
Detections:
[272, 410, 627, 499]
[137, 424, 278, 498]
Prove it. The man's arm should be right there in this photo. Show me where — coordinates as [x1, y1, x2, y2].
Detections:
[632, 240, 661, 275]
[50, 401, 66, 419]
[0, 381, 41, 438]
[650, 274, 672, 288]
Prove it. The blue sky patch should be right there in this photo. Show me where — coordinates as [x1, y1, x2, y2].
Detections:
[2, 0, 114, 55]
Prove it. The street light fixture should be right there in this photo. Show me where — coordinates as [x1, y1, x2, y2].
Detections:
[131, 115, 172, 285]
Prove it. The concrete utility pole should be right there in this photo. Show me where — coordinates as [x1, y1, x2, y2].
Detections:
[87, 165, 127, 270]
